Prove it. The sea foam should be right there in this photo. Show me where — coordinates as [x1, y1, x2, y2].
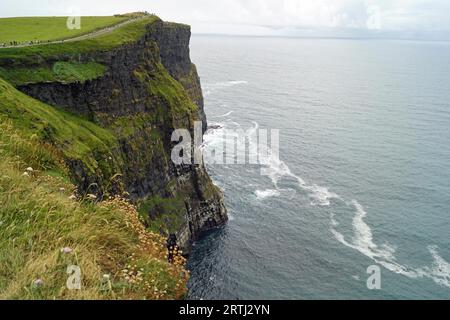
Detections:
[203, 115, 450, 288]
[203, 80, 248, 96]
[255, 189, 281, 200]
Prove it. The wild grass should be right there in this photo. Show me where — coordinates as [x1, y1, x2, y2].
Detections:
[0, 114, 188, 300]
[0, 77, 123, 178]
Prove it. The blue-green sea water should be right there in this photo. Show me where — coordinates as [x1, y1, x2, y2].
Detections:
[186, 35, 450, 299]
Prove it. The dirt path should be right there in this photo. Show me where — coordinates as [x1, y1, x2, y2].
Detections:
[0, 16, 147, 49]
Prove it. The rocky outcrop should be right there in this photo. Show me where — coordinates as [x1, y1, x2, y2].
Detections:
[148, 22, 207, 131]
[15, 18, 227, 254]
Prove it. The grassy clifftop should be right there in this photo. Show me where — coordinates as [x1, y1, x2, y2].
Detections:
[0, 15, 160, 86]
[0, 16, 130, 43]
[0, 15, 159, 66]
[0, 15, 160, 85]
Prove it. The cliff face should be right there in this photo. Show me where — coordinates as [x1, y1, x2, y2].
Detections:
[14, 18, 227, 253]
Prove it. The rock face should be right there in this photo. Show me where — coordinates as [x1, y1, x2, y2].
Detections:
[16, 18, 227, 253]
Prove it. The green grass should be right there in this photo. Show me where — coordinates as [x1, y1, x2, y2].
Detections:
[0, 151, 188, 299]
[0, 16, 129, 43]
[0, 77, 122, 177]
[0, 77, 188, 299]
[0, 61, 106, 85]
[0, 16, 160, 66]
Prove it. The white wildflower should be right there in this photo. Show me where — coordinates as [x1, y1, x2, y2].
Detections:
[60, 247, 72, 254]
[33, 279, 44, 287]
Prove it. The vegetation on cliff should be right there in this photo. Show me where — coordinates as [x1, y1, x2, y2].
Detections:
[0, 77, 188, 300]
[0, 77, 123, 180]
[0, 15, 191, 298]
[0, 13, 227, 299]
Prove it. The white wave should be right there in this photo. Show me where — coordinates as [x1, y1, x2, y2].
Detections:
[203, 119, 338, 207]
[203, 81, 248, 96]
[330, 201, 450, 287]
[255, 189, 280, 200]
[331, 200, 420, 278]
[304, 185, 339, 206]
[203, 122, 226, 147]
[259, 145, 337, 207]
[422, 246, 450, 288]
[215, 80, 248, 87]
[203, 117, 450, 289]
[212, 111, 234, 118]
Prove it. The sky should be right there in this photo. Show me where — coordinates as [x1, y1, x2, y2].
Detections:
[1, 0, 450, 39]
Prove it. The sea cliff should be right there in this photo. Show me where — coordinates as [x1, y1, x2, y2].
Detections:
[0, 16, 227, 254]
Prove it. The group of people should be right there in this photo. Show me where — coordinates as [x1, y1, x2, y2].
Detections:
[1, 39, 53, 47]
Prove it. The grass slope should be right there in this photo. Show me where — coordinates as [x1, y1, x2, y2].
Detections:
[0, 77, 121, 177]
[0, 77, 188, 299]
[0, 16, 129, 43]
[0, 61, 107, 85]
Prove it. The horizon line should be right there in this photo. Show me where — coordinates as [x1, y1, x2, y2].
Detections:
[191, 32, 450, 43]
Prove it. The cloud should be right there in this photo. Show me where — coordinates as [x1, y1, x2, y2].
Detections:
[152, 0, 450, 36]
[1, 0, 450, 38]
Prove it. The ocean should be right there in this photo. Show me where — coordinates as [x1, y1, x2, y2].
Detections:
[186, 35, 450, 299]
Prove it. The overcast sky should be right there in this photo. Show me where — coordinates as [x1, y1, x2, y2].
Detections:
[1, 0, 450, 39]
